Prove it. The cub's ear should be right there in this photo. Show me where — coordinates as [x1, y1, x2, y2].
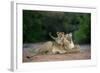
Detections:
[57, 32, 59, 34]
[69, 33, 72, 37]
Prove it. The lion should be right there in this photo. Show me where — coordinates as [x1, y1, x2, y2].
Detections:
[49, 32, 64, 46]
[26, 32, 80, 59]
[63, 33, 75, 50]
[63, 33, 80, 53]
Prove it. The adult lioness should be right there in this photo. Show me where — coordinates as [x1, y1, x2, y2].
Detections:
[63, 33, 75, 50]
[63, 33, 80, 53]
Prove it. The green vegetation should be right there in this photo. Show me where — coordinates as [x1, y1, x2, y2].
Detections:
[23, 10, 91, 44]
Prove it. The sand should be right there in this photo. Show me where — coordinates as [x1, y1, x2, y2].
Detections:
[23, 43, 91, 62]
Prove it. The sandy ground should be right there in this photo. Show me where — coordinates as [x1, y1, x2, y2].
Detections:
[23, 43, 91, 62]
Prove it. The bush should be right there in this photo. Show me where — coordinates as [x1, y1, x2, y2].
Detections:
[23, 10, 91, 44]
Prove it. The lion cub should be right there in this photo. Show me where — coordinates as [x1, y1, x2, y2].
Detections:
[49, 32, 64, 46]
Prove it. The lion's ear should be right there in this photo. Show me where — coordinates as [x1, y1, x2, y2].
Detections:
[69, 33, 72, 37]
[57, 32, 59, 35]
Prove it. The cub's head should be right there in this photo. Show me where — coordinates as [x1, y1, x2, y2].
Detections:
[55, 32, 65, 45]
[56, 32, 64, 38]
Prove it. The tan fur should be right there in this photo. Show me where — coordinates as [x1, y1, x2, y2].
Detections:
[52, 42, 66, 54]
[26, 32, 80, 59]
[49, 32, 64, 46]
[63, 33, 75, 50]
[37, 41, 53, 55]
[65, 45, 80, 53]
[37, 32, 66, 55]
[34, 32, 80, 55]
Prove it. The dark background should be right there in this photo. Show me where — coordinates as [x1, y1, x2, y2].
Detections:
[23, 10, 91, 44]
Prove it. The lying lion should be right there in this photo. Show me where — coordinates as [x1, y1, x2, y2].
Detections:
[26, 32, 80, 59]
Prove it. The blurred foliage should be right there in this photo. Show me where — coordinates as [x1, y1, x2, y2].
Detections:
[23, 10, 91, 44]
